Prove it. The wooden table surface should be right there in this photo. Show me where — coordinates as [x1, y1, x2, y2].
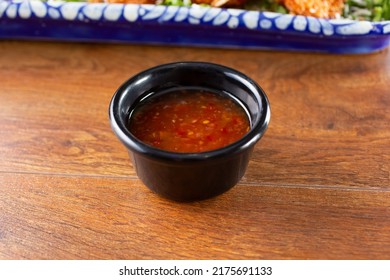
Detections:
[0, 40, 389, 260]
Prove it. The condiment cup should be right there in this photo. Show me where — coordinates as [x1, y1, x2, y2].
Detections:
[109, 61, 270, 202]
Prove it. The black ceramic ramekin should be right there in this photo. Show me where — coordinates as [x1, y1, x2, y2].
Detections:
[109, 62, 270, 202]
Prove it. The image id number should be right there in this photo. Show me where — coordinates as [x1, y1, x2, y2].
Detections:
[212, 266, 272, 276]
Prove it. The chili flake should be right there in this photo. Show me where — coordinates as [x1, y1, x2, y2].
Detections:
[128, 89, 250, 153]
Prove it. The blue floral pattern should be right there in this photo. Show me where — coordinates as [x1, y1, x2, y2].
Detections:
[1, 0, 390, 53]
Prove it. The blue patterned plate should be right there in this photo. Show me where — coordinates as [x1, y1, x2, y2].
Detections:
[1, 0, 390, 53]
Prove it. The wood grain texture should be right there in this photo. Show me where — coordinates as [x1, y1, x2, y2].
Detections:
[0, 40, 389, 259]
[1, 173, 389, 259]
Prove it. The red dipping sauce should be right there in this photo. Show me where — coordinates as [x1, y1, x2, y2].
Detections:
[128, 89, 250, 153]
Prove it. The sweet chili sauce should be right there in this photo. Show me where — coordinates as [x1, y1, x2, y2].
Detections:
[128, 89, 250, 153]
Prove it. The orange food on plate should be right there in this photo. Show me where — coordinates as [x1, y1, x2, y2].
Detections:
[278, 0, 345, 19]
